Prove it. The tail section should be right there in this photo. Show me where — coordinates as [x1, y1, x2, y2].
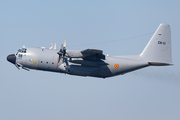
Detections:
[140, 23, 172, 65]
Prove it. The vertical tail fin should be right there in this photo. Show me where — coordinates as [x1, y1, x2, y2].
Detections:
[140, 24, 172, 65]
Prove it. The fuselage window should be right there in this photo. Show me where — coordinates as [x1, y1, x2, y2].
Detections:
[52, 62, 54, 64]
[18, 54, 23, 58]
[46, 62, 48, 64]
[41, 61, 43, 63]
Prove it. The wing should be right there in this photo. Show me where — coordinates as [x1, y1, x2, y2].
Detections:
[81, 49, 105, 60]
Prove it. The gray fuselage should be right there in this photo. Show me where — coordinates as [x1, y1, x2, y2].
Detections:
[15, 47, 149, 78]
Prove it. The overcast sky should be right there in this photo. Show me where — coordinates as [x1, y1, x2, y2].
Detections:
[1, 0, 180, 120]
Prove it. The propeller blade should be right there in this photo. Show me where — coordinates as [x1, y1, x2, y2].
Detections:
[57, 43, 64, 63]
[60, 43, 63, 52]
[63, 40, 66, 57]
[15, 64, 20, 70]
[53, 43, 56, 49]
[22, 66, 30, 71]
[49, 43, 53, 49]
[64, 58, 69, 66]
[63, 40, 66, 48]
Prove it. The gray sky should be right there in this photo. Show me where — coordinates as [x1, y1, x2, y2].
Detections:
[1, 0, 180, 120]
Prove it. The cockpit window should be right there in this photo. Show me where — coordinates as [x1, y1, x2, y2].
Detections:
[18, 48, 27, 53]
[16, 48, 27, 56]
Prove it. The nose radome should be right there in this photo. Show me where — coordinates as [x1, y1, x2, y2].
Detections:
[7, 54, 16, 64]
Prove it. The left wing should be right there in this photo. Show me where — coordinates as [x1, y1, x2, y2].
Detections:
[81, 49, 105, 60]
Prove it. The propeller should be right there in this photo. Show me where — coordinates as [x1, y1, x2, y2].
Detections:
[15, 63, 30, 71]
[57, 43, 63, 63]
[57, 40, 69, 66]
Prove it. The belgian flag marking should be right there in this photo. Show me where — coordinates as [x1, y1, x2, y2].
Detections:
[114, 64, 119, 69]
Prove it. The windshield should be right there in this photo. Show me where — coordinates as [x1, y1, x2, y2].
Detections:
[16, 48, 27, 55]
[18, 48, 27, 53]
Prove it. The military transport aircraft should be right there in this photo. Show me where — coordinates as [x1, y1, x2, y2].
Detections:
[7, 24, 172, 78]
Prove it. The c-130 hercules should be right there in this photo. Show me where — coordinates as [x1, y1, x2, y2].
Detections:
[7, 24, 172, 78]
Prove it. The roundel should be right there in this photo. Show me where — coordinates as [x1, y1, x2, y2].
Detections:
[114, 64, 119, 69]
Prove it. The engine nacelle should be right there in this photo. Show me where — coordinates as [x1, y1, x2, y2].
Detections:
[66, 50, 83, 58]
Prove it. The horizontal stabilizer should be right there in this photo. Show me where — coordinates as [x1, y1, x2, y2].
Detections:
[148, 62, 173, 66]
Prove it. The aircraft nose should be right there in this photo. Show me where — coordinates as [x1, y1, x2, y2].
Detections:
[7, 54, 16, 64]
